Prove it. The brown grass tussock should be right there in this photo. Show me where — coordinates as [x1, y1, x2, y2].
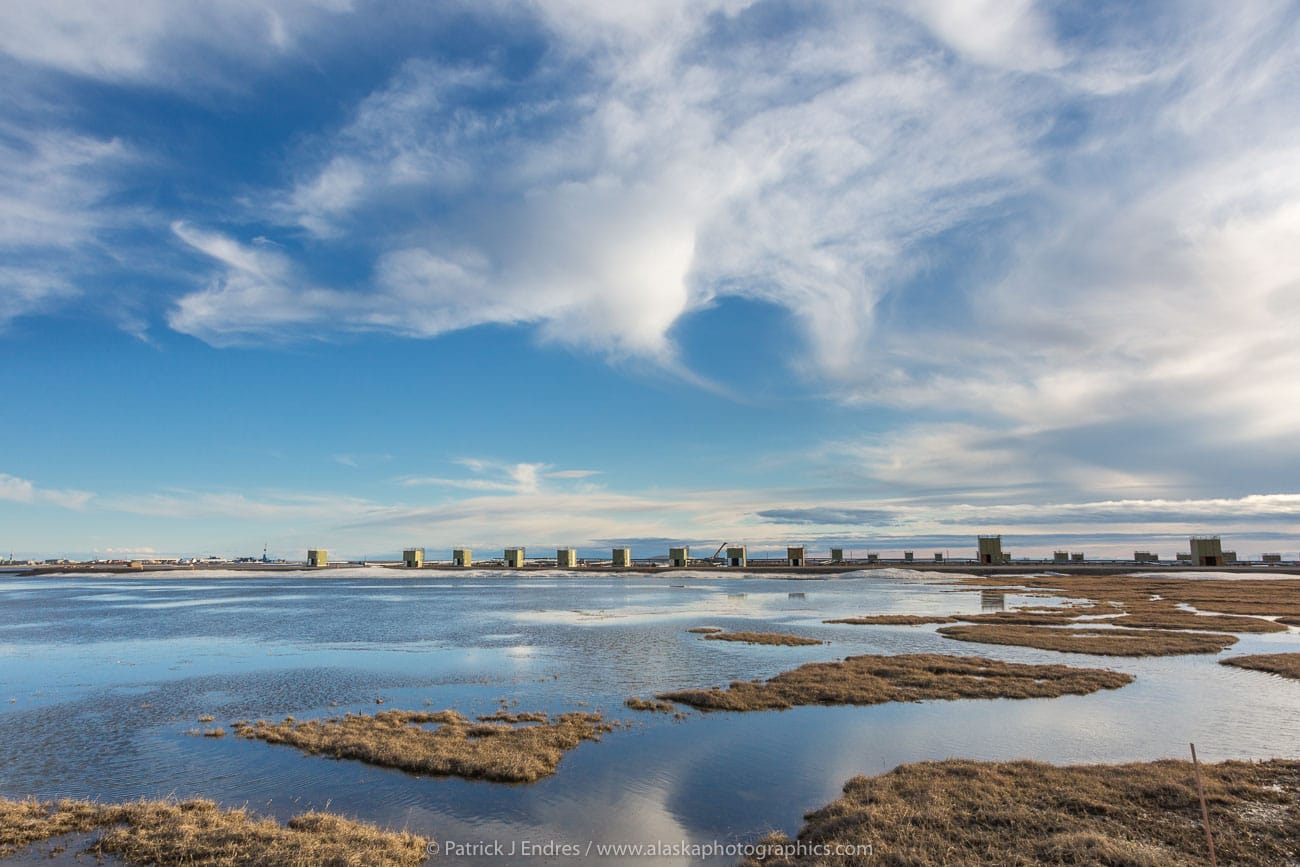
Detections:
[233, 708, 612, 783]
[657, 653, 1131, 711]
[744, 758, 1300, 866]
[938, 623, 1237, 656]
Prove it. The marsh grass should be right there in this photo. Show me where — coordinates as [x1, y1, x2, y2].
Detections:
[703, 632, 825, 646]
[953, 574, 1300, 618]
[232, 708, 612, 783]
[823, 615, 956, 625]
[1221, 652, 1300, 680]
[0, 797, 428, 865]
[657, 653, 1131, 711]
[938, 624, 1237, 656]
[687, 627, 723, 634]
[624, 697, 676, 712]
[744, 758, 1300, 866]
[1111, 607, 1286, 633]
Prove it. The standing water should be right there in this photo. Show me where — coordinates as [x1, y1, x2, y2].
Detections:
[2, 568, 1299, 864]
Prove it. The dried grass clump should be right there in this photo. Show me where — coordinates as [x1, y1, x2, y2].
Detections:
[1111, 609, 1286, 633]
[955, 611, 1089, 625]
[938, 623, 1237, 656]
[687, 627, 723, 634]
[823, 615, 956, 625]
[657, 653, 1131, 712]
[743, 758, 1300, 866]
[1221, 652, 1300, 680]
[703, 632, 825, 646]
[952, 573, 1300, 619]
[624, 697, 676, 713]
[233, 708, 612, 783]
[0, 797, 428, 865]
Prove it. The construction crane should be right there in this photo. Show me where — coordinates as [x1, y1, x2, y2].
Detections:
[710, 542, 727, 563]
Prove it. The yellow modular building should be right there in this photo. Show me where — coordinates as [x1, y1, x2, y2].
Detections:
[669, 546, 689, 567]
[977, 535, 1006, 565]
[556, 548, 577, 568]
[726, 546, 747, 567]
[787, 546, 806, 566]
[611, 547, 632, 567]
[402, 548, 424, 568]
[504, 547, 525, 568]
[452, 548, 472, 567]
[1190, 536, 1225, 567]
[307, 549, 327, 567]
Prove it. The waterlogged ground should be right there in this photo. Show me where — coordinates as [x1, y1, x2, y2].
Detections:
[2, 568, 1299, 864]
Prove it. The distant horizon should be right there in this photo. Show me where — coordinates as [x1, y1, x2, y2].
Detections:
[3, 2, 1298, 558]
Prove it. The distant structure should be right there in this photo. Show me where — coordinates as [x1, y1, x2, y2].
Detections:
[1134, 551, 1159, 563]
[786, 546, 805, 567]
[611, 547, 632, 568]
[504, 547, 525, 568]
[1176, 552, 1192, 562]
[453, 547, 473, 567]
[977, 536, 1007, 565]
[726, 546, 747, 567]
[307, 549, 327, 568]
[556, 548, 577, 568]
[402, 548, 424, 568]
[830, 548, 844, 563]
[933, 553, 944, 562]
[903, 551, 914, 562]
[669, 546, 689, 567]
[1071, 552, 1085, 562]
[1190, 536, 1226, 567]
[1223, 550, 1238, 564]
[867, 553, 879, 562]
[1263, 553, 1283, 564]
[1053, 551, 1069, 563]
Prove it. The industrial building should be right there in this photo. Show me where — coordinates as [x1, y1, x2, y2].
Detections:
[977, 536, 1006, 565]
[504, 547, 525, 568]
[556, 548, 577, 568]
[933, 553, 944, 562]
[669, 546, 689, 567]
[1071, 552, 1084, 562]
[787, 546, 805, 567]
[1134, 551, 1159, 563]
[903, 551, 914, 561]
[1190, 536, 1226, 567]
[1263, 553, 1283, 564]
[830, 548, 844, 563]
[1053, 551, 1069, 563]
[611, 547, 632, 568]
[452, 548, 472, 567]
[726, 546, 747, 567]
[307, 549, 327, 567]
[402, 548, 423, 568]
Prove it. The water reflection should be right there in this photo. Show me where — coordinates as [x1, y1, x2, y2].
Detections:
[980, 591, 1007, 612]
[0, 569, 1297, 865]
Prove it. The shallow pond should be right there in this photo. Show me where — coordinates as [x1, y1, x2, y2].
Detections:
[2, 568, 1299, 864]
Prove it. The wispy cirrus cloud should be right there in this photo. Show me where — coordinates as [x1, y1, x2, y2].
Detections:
[0, 473, 93, 510]
[398, 459, 602, 495]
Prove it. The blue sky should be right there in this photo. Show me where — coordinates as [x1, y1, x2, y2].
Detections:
[2, 0, 1299, 561]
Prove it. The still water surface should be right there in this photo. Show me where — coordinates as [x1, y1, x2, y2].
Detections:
[2, 568, 1298, 864]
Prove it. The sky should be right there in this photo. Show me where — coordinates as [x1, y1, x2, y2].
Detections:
[2, 0, 1299, 562]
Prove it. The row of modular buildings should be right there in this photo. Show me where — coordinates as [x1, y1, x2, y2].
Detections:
[300, 535, 1291, 569]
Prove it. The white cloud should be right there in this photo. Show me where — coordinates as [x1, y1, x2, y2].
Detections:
[399, 459, 603, 495]
[0, 0, 352, 84]
[0, 473, 93, 510]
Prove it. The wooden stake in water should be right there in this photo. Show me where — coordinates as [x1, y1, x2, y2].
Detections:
[1190, 743, 1218, 867]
